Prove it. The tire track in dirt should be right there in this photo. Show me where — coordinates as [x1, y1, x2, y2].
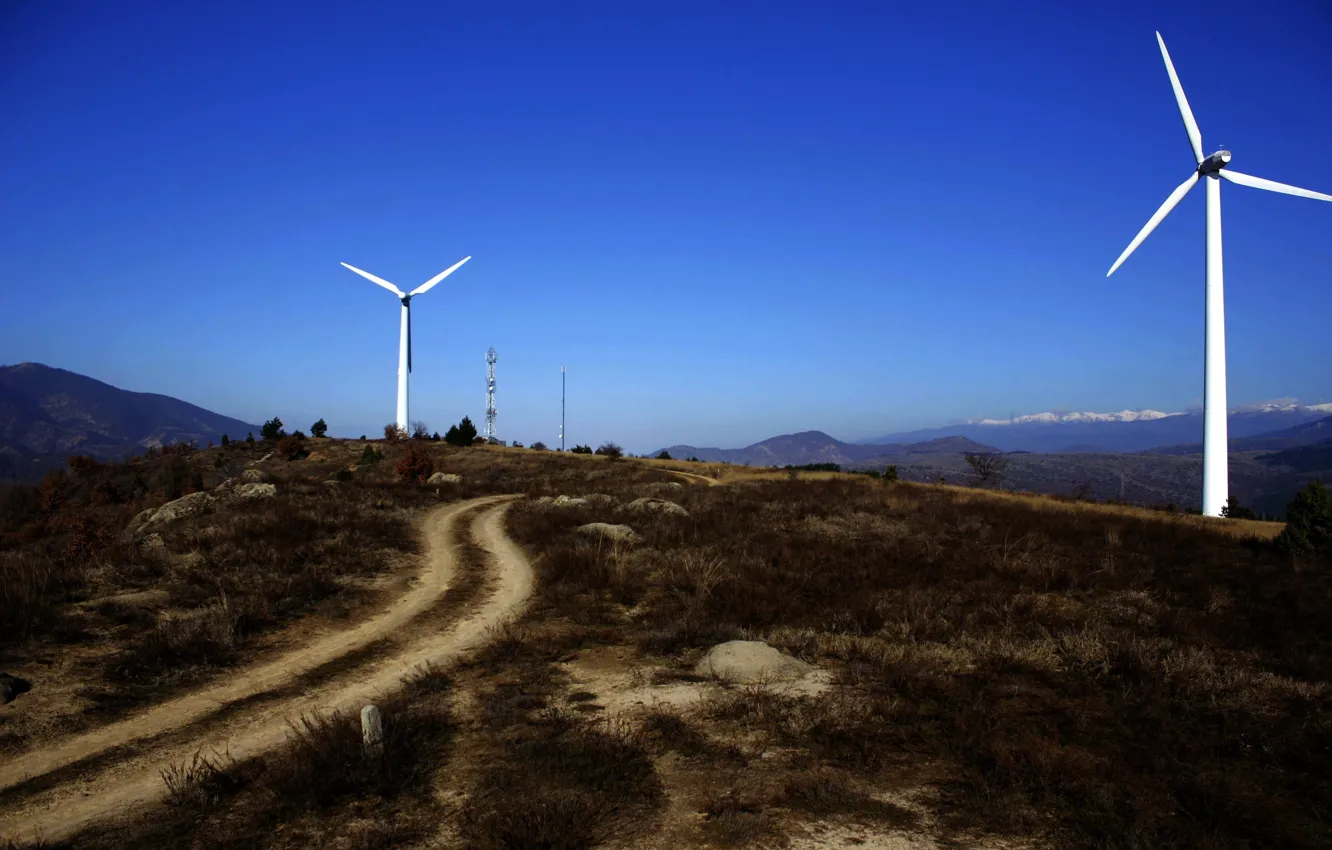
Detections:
[0, 496, 534, 844]
[662, 469, 721, 487]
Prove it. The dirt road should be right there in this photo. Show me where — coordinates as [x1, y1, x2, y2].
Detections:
[0, 495, 533, 844]
[662, 469, 720, 487]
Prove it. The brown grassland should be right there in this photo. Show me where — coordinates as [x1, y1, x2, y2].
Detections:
[2, 438, 1329, 849]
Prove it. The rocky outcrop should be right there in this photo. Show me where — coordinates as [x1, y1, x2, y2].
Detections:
[552, 495, 588, 508]
[233, 482, 277, 500]
[240, 469, 268, 484]
[128, 492, 216, 536]
[626, 497, 688, 516]
[427, 472, 462, 485]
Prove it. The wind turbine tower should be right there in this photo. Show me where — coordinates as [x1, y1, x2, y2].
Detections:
[560, 366, 566, 452]
[340, 256, 471, 433]
[1106, 32, 1332, 517]
[485, 347, 498, 443]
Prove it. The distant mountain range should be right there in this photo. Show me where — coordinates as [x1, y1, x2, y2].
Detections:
[860, 404, 1332, 454]
[658, 410, 1332, 517]
[656, 432, 1001, 469]
[1, 363, 258, 481]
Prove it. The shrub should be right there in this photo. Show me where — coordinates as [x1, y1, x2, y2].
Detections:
[220, 434, 230, 447]
[882, 464, 899, 482]
[384, 423, 408, 443]
[570, 444, 593, 455]
[445, 417, 478, 447]
[964, 452, 1007, 486]
[656, 451, 672, 460]
[1221, 496, 1257, 520]
[358, 445, 384, 466]
[260, 417, 286, 441]
[67, 454, 104, 478]
[276, 435, 307, 461]
[311, 419, 328, 438]
[395, 443, 434, 484]
[595, 442, 623, 460]
[411, 421, 431, 440]
[530, 441, 547, 451]
[1276, 479, 1332, 556]
[246, 433, 255, 444]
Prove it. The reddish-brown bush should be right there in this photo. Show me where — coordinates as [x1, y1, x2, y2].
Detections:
[396, 443, 434, 484]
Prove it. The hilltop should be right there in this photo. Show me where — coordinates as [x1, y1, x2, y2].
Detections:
[2, 438, 1328, 849]
[656, 430, 999, 467]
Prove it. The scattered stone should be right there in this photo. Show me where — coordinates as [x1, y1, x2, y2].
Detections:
[1, 673, 32, 705]
[258, 452, 274, 463]
[233, 482, 277, 500]
[627, 497, 688, 516]
[584, 493, 618, 506]
[552, 495, 588, 508]
[427, 472, 462, 485]
[322, 479, 340, 487]
[214, 477, 235, 493]
[534, 496, 554, 505]
[694, 640, 815, 684]
[576, 523, 639, 543]
[240, 469, 268, 484]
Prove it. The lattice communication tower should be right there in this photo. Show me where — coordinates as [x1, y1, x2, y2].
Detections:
[484, 346, 498, 443]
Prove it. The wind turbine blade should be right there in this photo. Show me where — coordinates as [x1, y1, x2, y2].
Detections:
[1156, 32, 1204, 165]
[407, 304, 412, 373]
[340, 262, 405, 297]
[1220, 169, 1332, 202]
[1107, 172, 1200, 277]
[409, 255, 471, 297]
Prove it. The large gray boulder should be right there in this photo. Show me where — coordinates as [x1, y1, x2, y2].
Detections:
[427, 472, 462, 485]
[575, 523, 639, 543]
[551, 495, 588, 508]
[626, 497, 688, 517]
[694, 641, 815, 684]
[130, 492, 216, 535]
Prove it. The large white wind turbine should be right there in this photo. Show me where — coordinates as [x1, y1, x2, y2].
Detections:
[1107, 32, 1332, 517]
[340, 256, 471, 433]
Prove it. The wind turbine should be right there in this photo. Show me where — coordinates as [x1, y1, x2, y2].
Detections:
[1106, 32, 1332, 517]
[340, 256, 471, 433]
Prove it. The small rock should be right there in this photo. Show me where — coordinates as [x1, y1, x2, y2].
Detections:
[90, 589, 172, 610]
[233, 482, 277, 500]
[576, 523, 639, 543]
[627, 497, 688, 516]
[534, 496, 554, 505]
[552, 495, 588, 508]
[427, 472, 462, 485]
[584, 493, 618, 506]
[258, 452, 274, 463]
[694, 640, 815, 684]
[240, 469, 268, 484]
[1, 673, 32, 705]
[214, 478, 235, 493]
[139, 533, 166, 553]
[322, 479, 340, 487]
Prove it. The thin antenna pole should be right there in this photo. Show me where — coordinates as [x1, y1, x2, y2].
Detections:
[485, 346, 498, 443]
[560, 366, 566, 451]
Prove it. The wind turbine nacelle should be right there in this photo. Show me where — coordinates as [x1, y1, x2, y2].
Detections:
[1199, 150, 1232, 175]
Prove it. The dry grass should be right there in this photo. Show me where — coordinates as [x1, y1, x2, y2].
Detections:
[12, 448, 1326, 849]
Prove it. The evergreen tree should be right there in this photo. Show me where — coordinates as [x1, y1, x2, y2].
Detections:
[311, 418, 328, 438]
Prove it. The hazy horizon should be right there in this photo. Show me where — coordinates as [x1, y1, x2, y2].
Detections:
[3, 1, 1330, 452]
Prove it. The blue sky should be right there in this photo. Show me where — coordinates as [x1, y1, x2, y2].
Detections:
[2, 1, 1330, 452]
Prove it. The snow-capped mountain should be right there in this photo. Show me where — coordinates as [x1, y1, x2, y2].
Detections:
[971, 410, 1181, 426]
[862, 402, 1332, 453]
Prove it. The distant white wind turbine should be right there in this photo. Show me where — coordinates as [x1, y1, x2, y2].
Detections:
[1106, 32, 1332, 517]
[340, 256, 471, 433]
